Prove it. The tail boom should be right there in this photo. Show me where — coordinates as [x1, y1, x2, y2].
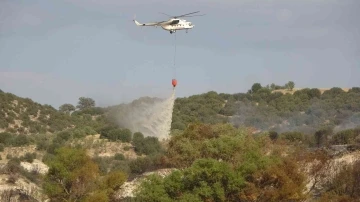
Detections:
[133, 19, 161, 26]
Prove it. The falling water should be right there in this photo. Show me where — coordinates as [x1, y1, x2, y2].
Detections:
[115, 89, 176, 140]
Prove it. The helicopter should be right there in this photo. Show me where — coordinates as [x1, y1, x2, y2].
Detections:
[133, 11, 205, 34]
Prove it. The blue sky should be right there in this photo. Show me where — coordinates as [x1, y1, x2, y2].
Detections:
[0, 0, 359, 108]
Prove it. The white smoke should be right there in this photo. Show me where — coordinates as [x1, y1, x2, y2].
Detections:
[114, 90, 176, 141]
[333, 113, 360, 133]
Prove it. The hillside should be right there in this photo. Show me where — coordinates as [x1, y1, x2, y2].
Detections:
[2, 84, 359, 137]
[172, 85, 360, 135]
[1, 84, 360, 150]
[1, 83, 360, 201]
[0, 91, 105, 135]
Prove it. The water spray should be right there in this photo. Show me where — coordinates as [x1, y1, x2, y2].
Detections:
[115, 87, 176, 141]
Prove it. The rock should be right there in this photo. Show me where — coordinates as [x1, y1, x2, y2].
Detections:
[114, 168, 177, 200]
[20, 159, 49, 175]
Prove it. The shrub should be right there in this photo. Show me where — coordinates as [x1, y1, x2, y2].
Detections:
[101, 128, 132, 142]
[114, 153, 125, 161]
[12, 134, 30, 147]
[132, 133, 162, 155]
[129, 157, 153, 174]
[269, 131, 279, 141]
[23, 152, 37, 163]
[0, 132, 12, 146]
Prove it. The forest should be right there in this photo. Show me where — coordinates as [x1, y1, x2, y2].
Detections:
[0, 82, 359, 201]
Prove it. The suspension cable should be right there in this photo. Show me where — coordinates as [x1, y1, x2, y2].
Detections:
[173, 32, 177, 78]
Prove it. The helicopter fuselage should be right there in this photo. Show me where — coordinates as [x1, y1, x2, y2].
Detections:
[160, 19, 194, 34]
[133, 14, 199, 34]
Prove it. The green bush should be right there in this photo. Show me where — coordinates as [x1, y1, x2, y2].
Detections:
[132, 132, 162, 155]
[268, 131, 279, 141]
[136, 158, 246, 202]
[129, 157, 153, 174]
[22, 152, 37, 163]
[0, 143, 5, 152]
[12, 134, 30, 147]
[0, 132, 13, 146]
[0, 118, 8, 128]
[280, 131, 305, 143]
[114, 153, 125, 161]
[331, 128, 360, 145]
[100, 127, 132, 142]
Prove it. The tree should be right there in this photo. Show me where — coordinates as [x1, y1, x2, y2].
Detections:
[245, 157, 307, 202]
[135, 159, 245, 201]
[43, 147, 100, 201]
[286, 81, 295, 91]
[251, 83, 262, 94]
[269, 131, 279, 141]
[59, 104, 75, 114]
[99, 170, 128, 199]
[322, 87, 345, 98]
[76, 97, 95, 110]
[349, 87, 360, 93]
[270, 83, 276, 90]
[308, 88, 321, 99]
[314, 129, 331, 148]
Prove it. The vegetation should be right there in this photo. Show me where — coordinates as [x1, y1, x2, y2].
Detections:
[137, 123, 307, 201]
[43, 147, 127, 201]
[0, 83, 359, 201]
[320, 160, 360, 201]
[0, 92, 105, 135]
[171, 83, 360, 136]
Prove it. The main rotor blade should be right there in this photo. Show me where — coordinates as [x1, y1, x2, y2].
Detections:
[159, 12, 172, 17]
[175, 11, 200, 18]
[181, 14, 206, 17]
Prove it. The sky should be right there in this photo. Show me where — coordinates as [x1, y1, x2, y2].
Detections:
[0, 0, 359, 108]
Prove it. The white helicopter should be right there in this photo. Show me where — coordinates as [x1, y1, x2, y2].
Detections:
[133, 11, 205, 34]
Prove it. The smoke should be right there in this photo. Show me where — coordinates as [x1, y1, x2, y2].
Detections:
[229, 98, 360, 135]
[112, 89, 176, 140]
[333, 113, 360, 133]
